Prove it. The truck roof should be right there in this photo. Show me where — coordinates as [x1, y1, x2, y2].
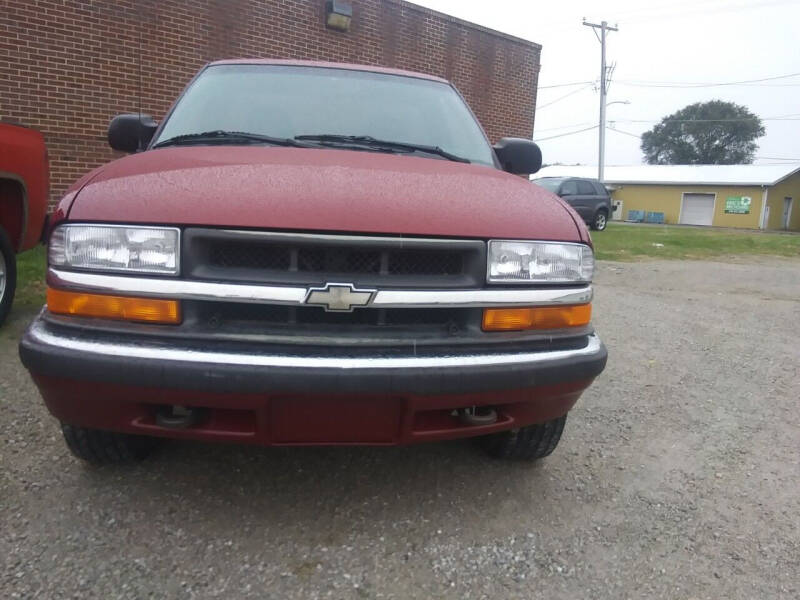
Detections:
[207, 59, 450, 84]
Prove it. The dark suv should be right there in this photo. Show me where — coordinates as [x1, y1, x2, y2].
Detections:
[533, 177, 611, 231]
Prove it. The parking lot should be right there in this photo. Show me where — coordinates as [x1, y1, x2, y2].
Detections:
[2, 258, 798, 599]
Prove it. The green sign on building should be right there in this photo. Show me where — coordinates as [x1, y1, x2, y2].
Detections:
[725, 196, 751, 214]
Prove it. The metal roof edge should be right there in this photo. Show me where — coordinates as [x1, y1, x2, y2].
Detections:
[535, 164, 800, 187]
[770, 165, 800, 186]
[600, 180, 774, 187]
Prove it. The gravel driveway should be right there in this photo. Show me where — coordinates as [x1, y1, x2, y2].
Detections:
[2, 258, 798, 599]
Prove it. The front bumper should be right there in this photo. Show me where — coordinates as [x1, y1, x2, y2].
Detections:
[20, 313, 607, 445]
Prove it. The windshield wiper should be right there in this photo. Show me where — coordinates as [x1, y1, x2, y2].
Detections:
[294, 134, 470, 163]
[152, 130, 311, 149]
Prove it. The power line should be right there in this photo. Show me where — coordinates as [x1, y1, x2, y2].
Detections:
[534, 121, 595, 133]
[756, 156, 800, 161]
[534, 125, 598, 142]
[538, 80, 594, 90]
[524, 0, 751, 32]
[604, 117, 800, 135]
[524, 0, 794, 36]
[607, 127, 642, 139]
[536, 84, 593, 109]
[618, 82, 800, 88]
[609, 0, 731, 20]
[540, 114, 800, 133]
[617, 0, 799, 24]
[540, 72, 800, 92]
[615, 71, 800, 88]
[613, 117, 800, 124]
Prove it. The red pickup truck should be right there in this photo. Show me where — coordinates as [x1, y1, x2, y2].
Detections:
[0, 124, 49, 325]
[19, 60, 606, 463]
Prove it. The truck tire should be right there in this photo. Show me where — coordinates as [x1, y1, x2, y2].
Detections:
[479, 415, 567, 460]
[0, 226, 17, 326]
[61, 423, 159, 464]
[591, 209, 608, 231]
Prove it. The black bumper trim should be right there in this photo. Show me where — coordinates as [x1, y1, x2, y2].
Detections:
[19, 315, 607, 395]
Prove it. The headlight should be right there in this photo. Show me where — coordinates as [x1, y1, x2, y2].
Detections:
[49, 224, 180, 275]
[487, 240, 594, 283]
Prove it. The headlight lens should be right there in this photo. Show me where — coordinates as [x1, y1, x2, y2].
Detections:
[487, 240, 594, 283]
[49, 225, 180, 275]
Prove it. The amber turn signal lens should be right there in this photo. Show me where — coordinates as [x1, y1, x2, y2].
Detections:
[482, 304, 591, 331]
[47, 288, 181, 324]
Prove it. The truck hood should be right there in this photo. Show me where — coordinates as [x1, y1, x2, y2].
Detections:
[69, 146, 583, 241]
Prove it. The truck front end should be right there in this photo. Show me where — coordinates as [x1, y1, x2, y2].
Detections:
[20, 61, 606, 462]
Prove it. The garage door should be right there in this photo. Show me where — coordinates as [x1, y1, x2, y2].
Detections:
[680, 194, 715, 226]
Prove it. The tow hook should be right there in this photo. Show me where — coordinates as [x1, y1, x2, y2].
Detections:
[156, 405, 203, 429]
[457, 406, 498, 426]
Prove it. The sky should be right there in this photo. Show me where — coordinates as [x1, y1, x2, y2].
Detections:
[413, 0, 800, 167]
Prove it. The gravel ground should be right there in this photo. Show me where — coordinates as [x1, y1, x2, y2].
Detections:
[2, 258, 799, 599]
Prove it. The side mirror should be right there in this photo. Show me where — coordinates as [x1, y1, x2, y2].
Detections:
[493, 138, 542, 175]
[108, 114, 158, 153]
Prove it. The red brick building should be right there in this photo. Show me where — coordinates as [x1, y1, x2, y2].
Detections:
[1, 0, 541, 205]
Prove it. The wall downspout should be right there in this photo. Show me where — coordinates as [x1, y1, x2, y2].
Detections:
[759, 186, 769, 229]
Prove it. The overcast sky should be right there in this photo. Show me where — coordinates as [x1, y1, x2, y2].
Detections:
[413, 0, 800, 167]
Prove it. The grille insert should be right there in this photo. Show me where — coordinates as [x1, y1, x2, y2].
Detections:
[388, 250, 462, 276]
[186, 230, 486, 289]
[210, 243, 290, 270]
[199, 302, 468, 330]
[208, 243, 460, 276]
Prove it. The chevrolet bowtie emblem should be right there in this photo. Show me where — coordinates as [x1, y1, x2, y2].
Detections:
[304, 283, 376, 312]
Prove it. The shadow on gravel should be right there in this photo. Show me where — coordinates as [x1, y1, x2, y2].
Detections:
[70, 439, 558, 532]
[1, 306, 39, 341]
[4, 303, 567, 534]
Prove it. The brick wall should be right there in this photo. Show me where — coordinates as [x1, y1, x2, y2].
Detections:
[1, 0, 540, 205]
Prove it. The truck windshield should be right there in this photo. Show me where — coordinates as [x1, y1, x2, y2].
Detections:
[152, 64, 496, 166]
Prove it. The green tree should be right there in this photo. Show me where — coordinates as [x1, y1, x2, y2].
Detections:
[641, 100, 765, 164]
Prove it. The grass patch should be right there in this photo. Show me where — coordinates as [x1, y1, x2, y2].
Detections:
[593, 223, 800, 261]
[14, 245, 47, 308]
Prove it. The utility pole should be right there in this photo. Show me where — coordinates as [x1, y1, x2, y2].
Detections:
[583, 20, 618, 183]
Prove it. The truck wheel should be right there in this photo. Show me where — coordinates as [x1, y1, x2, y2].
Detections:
[591, 209, 608, 231]
[479, 415, 567, 460]
[0, 226, 17, 326]
[61, 423, 159, 464]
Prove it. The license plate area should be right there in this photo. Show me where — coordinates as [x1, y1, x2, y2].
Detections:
[270, 396, 405, 443]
